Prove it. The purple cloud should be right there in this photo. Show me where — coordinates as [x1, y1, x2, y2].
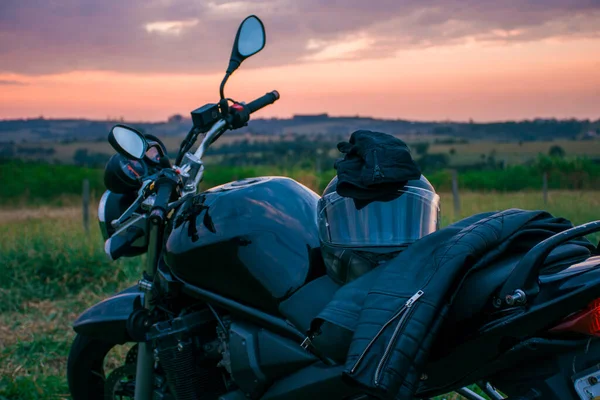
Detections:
[0, 79, 27, 85]
[0, 0, 598, 75]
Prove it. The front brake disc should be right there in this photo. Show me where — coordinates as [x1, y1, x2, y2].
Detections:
[105, 364, 137, 400]
[125, 344, 138, 365]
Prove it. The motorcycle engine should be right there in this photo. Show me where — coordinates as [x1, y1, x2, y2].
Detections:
[148, 309, 227, 399]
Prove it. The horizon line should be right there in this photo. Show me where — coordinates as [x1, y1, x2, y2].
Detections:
[1, 114, 599, 125]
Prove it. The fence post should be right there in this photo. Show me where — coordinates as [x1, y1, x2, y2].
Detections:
[451, 169, 461, 216]
[542, 172, 548, 205]
[316, 148, 322, 174]
[83, 179, 90, 234]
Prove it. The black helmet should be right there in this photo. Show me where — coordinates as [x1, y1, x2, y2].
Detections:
[317, 175, 440, 284]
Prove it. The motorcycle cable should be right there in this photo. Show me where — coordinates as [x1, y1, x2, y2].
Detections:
[207, 303, 228, 335]
[175, 126, 199, 166]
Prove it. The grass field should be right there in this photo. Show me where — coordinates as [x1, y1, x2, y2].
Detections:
[431, 139, 600, 166]
[1, 190, 599, 399]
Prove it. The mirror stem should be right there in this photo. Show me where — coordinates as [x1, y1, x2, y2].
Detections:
[219, 72, 231, 99]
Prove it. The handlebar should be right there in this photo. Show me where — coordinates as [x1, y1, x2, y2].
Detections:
[104, 88, 280, 262]
[246, 90, 280, 114]
[181, 90, 280, 193]
[150, 170, 180, 225]
[226, 90, 280, 131]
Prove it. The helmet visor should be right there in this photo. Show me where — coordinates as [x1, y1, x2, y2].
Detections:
[317, 186, 440, 247]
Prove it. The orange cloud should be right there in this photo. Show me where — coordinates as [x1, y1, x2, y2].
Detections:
[1, 37, 598, 122]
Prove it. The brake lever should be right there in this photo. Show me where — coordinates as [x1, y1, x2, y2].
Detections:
[167, 192, 193, 212]
[111, 180, 153, 229]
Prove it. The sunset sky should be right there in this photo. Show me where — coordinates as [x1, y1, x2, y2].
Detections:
[1, 0, 599, 122]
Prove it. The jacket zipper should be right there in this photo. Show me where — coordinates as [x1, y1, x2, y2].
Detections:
[372, 150, 384, 180]
[349, 290, 424, 375]
[373, 290, 424, 386]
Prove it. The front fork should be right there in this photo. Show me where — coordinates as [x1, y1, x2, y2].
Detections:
[134, 221, 163, 400]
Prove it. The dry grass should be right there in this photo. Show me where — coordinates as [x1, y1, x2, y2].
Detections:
[0, 207, 82, 224]
[440, 190, 600, 226]
[432, 139, 600, 166]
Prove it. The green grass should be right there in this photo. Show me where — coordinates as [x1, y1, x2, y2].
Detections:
[1, 191, 600, 399]
[0, 212, 141, 313]
[4, 158, 600, 208]
[0, 161, 105, 207]
[0, 208, 140, 399]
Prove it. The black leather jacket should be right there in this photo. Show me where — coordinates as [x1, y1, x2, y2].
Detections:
[309, 209, 590, 399]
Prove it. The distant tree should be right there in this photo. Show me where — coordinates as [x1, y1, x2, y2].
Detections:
[60, 137, 77, 144]
[434, 138, 469, 145]
[72, 149, 110, 167]
[16, 146, 55, 156]
[417, 153, 450, 171]
[73, 148, 89, 166]
[432, 126, 454, 135]
[0, 144, 14, 158]
[412, 142, 430, 156]
[449, 148, 456, 155]
[168, 114, 184, 123]
[549, 145, 566, 158]
[487, 149, 498, 168]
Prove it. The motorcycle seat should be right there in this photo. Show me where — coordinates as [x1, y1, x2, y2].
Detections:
[279, 275, 341, 334]
[279, 242, 594, 362]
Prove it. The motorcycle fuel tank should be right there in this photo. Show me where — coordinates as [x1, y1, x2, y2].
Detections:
[165, 176, 324, 314]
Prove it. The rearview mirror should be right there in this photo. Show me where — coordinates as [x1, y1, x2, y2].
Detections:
[226, 15, 266, 75]
[108, 125, 148, 160]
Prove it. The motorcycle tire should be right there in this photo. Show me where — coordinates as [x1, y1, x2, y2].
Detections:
[67, 333, 122, 400]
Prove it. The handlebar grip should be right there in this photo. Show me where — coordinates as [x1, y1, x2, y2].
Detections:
[246, 91, 280, 114]
[105, 226, 144, 261]
[150, 178, 176, 224]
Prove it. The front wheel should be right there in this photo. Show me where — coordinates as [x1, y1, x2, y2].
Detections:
[67, 334, 138, 400]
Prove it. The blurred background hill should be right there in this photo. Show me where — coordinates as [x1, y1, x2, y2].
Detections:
[1, 114, 599, 169]
[2, 114, 600, 208]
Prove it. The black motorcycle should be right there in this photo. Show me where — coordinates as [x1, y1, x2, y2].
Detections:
[67, 14, 600, 400]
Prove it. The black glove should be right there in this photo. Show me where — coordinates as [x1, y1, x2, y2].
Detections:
[334, 130, 421, 201]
